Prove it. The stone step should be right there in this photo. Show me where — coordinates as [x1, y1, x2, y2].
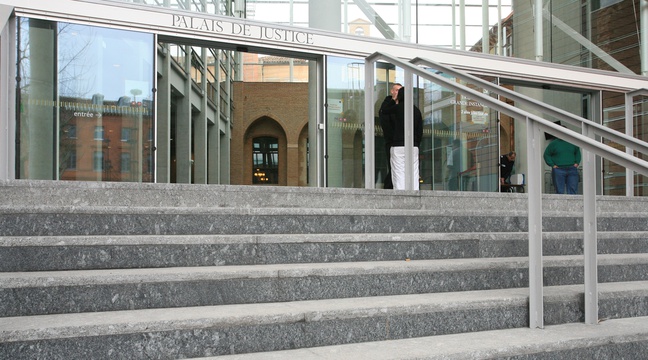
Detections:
[1, 282, 646, 359]
[0, 180, 587, 211]
[3, 194, 648, 236]
[3, 180, 648, 215]
[1, 232, 647, 271]
[3, 207, 648, 236]
[2, 181, 648, 237]
[2, 254, 648, 317]
[211, 315, 648, 360]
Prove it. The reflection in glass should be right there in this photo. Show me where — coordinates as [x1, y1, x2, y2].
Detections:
[418, 74, 499, 192]
[633, 95, 648, 196]
[326, 57, 366, 188]
[511, 85, 588, 194]
[17, 18, 154, 182]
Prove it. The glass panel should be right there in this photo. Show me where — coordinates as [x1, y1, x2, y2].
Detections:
[613, 91, 648, 197]
[508, 85, 589, 194]
[125, 0, 230, 16]
[634, 95, 648, 196]
[155, 42, 309, 186]
[246, 0, 309, 27]
[169, 44, 188, 71]
[244, 1, 513, 50]
[418, 72, 500, 192]
[510, 1, 639, 73]
[190, 47, 204, 87]
[17, 18, 56, 180]
[17, 18, 155, 182]
[374, 62, 400, 188]
[375, 63, 502, 192]
[121, 0, 639, 74]
[326, 56, 366, 188]
[602, 90, 626, 195]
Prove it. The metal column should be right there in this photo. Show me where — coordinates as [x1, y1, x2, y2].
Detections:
[527, 117, 544, 329]
[582, 122, 598, 325]
[534, 0, 543, 61]
[404, 70, 414, 190]
[365, 56, 376, 189]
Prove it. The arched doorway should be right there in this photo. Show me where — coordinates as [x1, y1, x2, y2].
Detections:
[237, 116, 287, 185]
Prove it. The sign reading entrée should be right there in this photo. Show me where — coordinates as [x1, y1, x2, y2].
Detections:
[172, 15, 315, 45]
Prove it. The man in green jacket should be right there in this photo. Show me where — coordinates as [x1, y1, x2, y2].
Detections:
[543, 138, 582, 194]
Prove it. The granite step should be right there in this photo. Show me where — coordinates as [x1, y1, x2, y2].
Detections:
[0, 180, 582, 211]
[3, 181, 648, 237]
[1, 282, 646, 359]
[1, 231, 647, 271]
[2, 254, 648, 317]
[3, 205, 648, 236]
[3, 180, 648, 216]
[3, 202, 648, 236]
[210, 315, 648, 360]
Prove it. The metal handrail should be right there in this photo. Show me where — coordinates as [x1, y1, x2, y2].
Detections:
[411, 57, 648, 157]
[366, 52, 648, 176]
[364, 51, 648, 330]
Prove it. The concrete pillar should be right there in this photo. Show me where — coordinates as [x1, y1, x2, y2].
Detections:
[0, 16, 15, 180]
[156, 48, 171, 183]
[207, 121, 219, 183]
[175, 45, 193, 183]
[192, 49, 208, 184]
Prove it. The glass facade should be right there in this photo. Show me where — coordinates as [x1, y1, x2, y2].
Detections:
[128, 1, 641, 74]
[243, 0, 642, 75]
[326, 56, 366, 188]
[17, 19, 154, 181]
[4, 0, 648, 196]
[418, 74, 500, 192]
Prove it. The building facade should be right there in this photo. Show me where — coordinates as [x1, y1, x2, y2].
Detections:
[1, 0, 647, 195]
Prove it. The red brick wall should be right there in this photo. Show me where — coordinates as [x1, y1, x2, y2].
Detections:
[230, 82, 309, 186]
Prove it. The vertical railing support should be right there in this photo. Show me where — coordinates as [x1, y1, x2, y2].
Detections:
[583, 124, 599, 325]
[527, 117, 544, 329]
[365, 56, 376, 189]
[404, 70, 414, 190]
[625, 92, 635, 196]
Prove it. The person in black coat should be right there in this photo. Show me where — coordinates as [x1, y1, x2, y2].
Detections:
[378, 83, 401, 189]
[500, 151, 516, 185]
[382, 87, 423, 190]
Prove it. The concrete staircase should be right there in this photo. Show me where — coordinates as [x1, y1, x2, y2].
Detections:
[1, 180, 648, 359]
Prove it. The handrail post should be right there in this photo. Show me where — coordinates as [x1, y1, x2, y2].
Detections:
[583, 123, 599, 325]
[625, 91, 635, 196]
[404, 70, 414, 190]
[527, 117, 544, 329]
[365, 56, 376, 189]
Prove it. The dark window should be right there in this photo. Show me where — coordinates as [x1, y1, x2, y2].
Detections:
[121, 152, 130, 172]
[592, 0, 622, 11]
[121, 128, 131, 142]
[93, 151, 103, 171]
[68, 149, 77, 170]
[94, 126, 104, 140]
[252, 136, 278, 184]
[67, 125, 77, 139]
